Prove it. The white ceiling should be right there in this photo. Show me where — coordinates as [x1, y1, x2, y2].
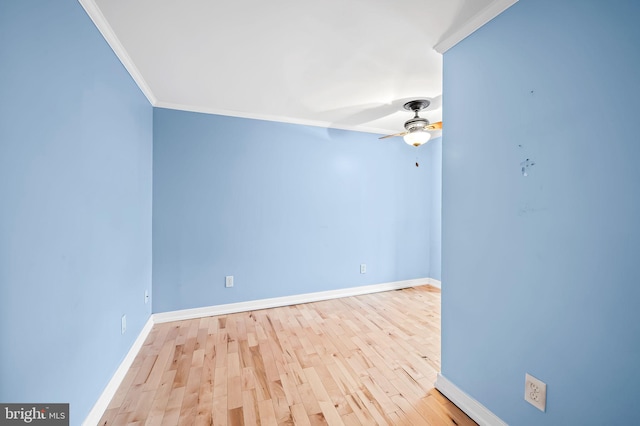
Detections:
[80, 0, 516, 135]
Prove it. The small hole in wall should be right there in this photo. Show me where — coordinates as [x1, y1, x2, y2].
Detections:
[416, 162, 419, 167]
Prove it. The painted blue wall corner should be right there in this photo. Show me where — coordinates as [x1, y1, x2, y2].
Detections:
[0, 1, 152, 423]
[442, 0, 640, 424]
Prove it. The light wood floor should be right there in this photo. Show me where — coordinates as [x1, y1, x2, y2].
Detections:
[99, 285, 476, 425]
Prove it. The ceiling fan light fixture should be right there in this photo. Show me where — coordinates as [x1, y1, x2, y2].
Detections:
[403, 129, 431, 147]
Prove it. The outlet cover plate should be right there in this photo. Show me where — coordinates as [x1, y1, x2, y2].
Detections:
[360, 264, 366, 274]
[524, 373, 546, 412]
[225, 275, 234, 288]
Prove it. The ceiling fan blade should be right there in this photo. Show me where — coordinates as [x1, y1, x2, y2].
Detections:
[426, 121, 443, 130]
[379, 131, 408, 140]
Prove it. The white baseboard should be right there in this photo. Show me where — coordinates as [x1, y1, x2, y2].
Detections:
[426, 277, 441, 288]
[152, 277, 432, 324]
[83, 317, 154, 426]
[435, 373, 507, 426]
[84, 278, 434, 424]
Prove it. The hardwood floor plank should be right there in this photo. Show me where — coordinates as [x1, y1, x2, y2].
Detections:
[279, 370, 303, 406]
[143, 369, 176, 426]
[128, 390, 156, 424]
[158, 387, 184, 426]
[325, 360, 358, 396]
[177, 364, 202, 424]
[266, 379, 291, 424]
[289, 403, 311, 426]
[352, 389, 392, 426]
[359, 375, 397, 415]
[317, 401, 345, 426]
[212, 366, 227, 398]
[297, 382, 322, 417]
[211, 396, 227, 425]
[303, 367, 346, 424]
[228, 407, 244, 426]
[227, 352, 243, 409]
[194, 333, 215, 421]
[106, 366, 140, 410]
[241, 389, 261, 426]
[250, 344, 272, 401]
[391, 393, 437, 425]
[97, 286, 477, 426]
[143, 343, 174, 392]
[256, 399, 278, 426]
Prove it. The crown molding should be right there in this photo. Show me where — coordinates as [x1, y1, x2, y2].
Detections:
[78, 0, 157, 105]
[434, 0, 518, 53]
[154, 100, 402, 136]
[156, 101, 445, 140]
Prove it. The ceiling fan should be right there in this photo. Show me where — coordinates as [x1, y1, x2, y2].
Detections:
[379, 99, 442, 147]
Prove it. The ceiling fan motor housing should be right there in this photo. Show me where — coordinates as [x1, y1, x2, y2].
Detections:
[404, 116, 430, 132]
[402, 99, 431, 132]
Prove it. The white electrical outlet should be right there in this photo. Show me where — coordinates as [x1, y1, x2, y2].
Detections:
[360, 264, 367, 274]
[121, 315, 127, 335]
[225, 275, 234, 288]
[524, 373, 547, 412]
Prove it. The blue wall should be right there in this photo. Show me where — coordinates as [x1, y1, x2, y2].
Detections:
[429, 138, 442, 281]
[0, 1, 152, 423]
[442, 1, 640, 424]
[153, 108, 440, 312]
